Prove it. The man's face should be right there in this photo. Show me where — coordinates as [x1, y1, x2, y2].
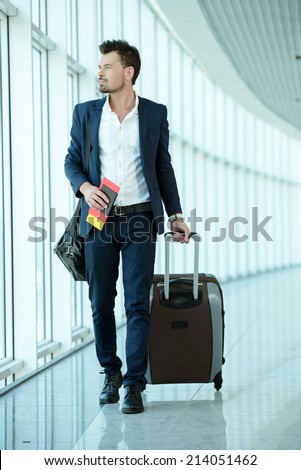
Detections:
[98, 51, 127, 93]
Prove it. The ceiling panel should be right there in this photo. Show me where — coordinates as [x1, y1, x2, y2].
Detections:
[197, 0, 301, 130]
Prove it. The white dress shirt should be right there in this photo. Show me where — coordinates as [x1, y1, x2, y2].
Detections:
[98, 94, 150, 206]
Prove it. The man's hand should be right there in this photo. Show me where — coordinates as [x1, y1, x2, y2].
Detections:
[80, 182, 109, 211]
[170, 219, 190, 244]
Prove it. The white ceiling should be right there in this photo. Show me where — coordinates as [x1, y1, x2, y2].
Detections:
[155, 0, 301, 139]
[197, 0, 301, 131]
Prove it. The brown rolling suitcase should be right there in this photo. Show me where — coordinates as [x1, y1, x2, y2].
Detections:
[147, 232, 225, 390]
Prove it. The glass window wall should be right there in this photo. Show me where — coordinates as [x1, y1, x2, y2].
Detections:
[31, 0, 47, 33]
[0, 11, 12, 366]
[66, 0, 79, 60]
[140, 1, 156, 100]
[32, 42, 52, 351]
[0, 15, 6, 360]
[1, 0, 301, 391]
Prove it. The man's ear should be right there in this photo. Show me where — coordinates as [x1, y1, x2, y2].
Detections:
[125, 66, 135, 82]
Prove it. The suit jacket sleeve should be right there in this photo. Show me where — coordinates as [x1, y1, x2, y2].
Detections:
[155, 105, 182, 216]
[64, 104, 89, 198]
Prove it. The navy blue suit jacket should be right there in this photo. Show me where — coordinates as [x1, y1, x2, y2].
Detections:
[64, 96, 182, 237]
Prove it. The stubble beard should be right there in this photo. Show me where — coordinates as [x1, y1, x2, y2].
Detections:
[99, 79, 126, 94]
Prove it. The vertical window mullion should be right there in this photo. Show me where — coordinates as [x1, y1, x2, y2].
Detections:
[32, 47, 45, 343]
[0, 16, 6, 360]
[42, 47, 52, 342]
[32, 42, 51, 349]
[0, 11, 13, 362]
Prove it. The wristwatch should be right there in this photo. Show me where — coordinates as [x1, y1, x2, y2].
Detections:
[168, 213, 185, 223]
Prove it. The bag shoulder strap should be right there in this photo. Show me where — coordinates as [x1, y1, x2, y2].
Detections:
[84, 121, 91, 173]
[74, 121, 91, 217]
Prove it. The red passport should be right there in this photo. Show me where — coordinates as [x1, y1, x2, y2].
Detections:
[86, 178, 120, 230]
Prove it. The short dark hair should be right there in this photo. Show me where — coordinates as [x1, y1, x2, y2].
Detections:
[99, 39, 141, 85]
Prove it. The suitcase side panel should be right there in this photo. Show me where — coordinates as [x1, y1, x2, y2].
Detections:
[207, 282, 223, 382]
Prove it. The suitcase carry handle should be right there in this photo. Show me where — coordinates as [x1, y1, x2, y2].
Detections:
[164, 232, 201, 301]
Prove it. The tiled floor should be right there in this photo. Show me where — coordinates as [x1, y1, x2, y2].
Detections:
[1, 267, 301, 450]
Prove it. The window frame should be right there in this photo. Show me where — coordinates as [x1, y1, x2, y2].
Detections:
[32, 39, 53, 350]
[0, 11, 13, 364]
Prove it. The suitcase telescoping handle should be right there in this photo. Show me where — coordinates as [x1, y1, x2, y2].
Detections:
[164, 232, 201, 301]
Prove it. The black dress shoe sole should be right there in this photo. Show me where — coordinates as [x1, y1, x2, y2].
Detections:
[121, 405, 144, 414]
[99, 395, 120, 405]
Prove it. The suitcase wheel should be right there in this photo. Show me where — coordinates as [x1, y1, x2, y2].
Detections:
[213, 371, 223, 391]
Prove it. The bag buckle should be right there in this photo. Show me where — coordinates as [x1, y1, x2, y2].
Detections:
[66, 243, 74, 258]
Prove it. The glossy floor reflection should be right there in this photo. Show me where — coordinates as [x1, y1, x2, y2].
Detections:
[1, 267, 301, 450]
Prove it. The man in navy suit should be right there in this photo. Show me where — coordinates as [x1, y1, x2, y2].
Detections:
[65, 40, 190, 413]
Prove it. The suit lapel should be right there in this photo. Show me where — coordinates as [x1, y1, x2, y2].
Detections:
[88, 98, 105, 184]
[90, 98, 105, 152]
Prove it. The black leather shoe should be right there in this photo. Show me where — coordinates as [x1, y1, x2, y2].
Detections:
[99, 371, 123, 404]
[121, 384, 144, 414]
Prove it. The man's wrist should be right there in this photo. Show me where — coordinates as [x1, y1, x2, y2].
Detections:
[80, 181, 91, 195]
[168, 213, 185, 223]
